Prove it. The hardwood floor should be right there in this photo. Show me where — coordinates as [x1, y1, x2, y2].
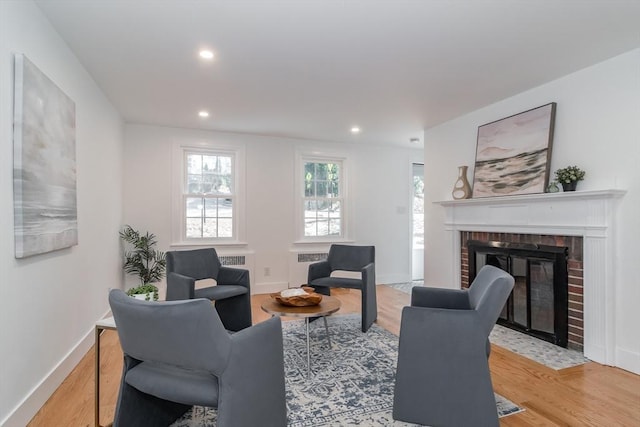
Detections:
[28, 286, 639, 426]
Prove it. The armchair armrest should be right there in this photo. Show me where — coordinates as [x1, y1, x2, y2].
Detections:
[220, 317, 287, 427]
[217, 265, 250, 290]
[308, 260, 331, 283]
[411, 286, 470, 310]
[166, 272, 195, 301]
[361, 262, 375, 286]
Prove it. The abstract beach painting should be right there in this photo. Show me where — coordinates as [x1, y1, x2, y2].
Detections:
[472, 103, 556, 198]
[13, 54, 77, 258]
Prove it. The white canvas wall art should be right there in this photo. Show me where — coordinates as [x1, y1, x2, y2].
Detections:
[13, 54, 77, 258]
[472, 103, 556, 198]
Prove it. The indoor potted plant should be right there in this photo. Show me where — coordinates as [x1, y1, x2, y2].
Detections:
[119, 225, 166, 301]
[126, 283, 159, 301]
[554, 165, 585, 192]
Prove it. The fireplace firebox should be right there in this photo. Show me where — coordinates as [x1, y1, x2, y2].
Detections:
[468, 240, 569, 347]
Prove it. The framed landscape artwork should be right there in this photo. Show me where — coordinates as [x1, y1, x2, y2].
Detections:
[471, 103, 556, 198]
[13, 54, 77, 258]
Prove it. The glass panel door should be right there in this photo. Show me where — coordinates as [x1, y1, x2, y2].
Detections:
[530, 259, 555, 334]
[411, 163, 424, 280]
[510, 257, 528, 328]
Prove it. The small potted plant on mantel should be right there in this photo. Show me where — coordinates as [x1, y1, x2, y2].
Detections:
[119, 225, 166, 301]
[554, 165, 585, 192]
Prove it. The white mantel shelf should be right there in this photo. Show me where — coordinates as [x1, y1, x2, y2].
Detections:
[435, 189, 626, 207]
[435, 189, 626, 367]
[435, 189, 626, 238]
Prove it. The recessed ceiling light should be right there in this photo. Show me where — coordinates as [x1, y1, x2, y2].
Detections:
[350, 126, 361, 134]
[199, 50, 214, 60]
[198, 111, 209, 118]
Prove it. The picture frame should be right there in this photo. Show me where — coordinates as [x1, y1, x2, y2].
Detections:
[13, 54, 78, 258]
[471, 103, 556, 198]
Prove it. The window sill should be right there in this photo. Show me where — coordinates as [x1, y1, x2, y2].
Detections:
[170, 241, 249, 251]
[292, 238, 355, 246]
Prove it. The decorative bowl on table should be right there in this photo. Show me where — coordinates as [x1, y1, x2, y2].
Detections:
[271, 286, 323, 307]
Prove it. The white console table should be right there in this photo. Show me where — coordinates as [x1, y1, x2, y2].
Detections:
[95, 316, 116, 427]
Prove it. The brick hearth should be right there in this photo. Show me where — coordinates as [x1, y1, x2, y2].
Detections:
[460, 231, 584, 351]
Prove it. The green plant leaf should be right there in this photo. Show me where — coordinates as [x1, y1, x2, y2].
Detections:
[120, 225, 166, 286]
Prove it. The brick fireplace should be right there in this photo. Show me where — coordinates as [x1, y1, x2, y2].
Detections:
[461, 231, 583, 350]
[437, 189, 624, 365]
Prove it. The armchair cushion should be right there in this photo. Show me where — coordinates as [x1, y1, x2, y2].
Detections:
[126, 361, 219, 407]
[195, 285, 247, 300]
[309, 277, 364, 290]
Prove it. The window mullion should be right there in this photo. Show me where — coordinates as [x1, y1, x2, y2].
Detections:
[215, 195, 220, 237]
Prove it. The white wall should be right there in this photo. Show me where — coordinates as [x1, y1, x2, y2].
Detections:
[0, 1, 124, 425]
[423, 49, 640, 374]
[123, 124, 422, 294]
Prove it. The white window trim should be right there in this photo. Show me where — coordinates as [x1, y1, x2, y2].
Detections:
[172, 142, 247, 247]
[294, 150, 352, 244]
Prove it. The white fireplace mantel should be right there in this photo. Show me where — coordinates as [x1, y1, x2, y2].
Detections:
[435, 189, 626, 366]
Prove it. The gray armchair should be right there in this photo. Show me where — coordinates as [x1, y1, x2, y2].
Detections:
[308, 244, 376, 332]
[392, 265, 515, 427]
[108, 289, 287, 427]
[166, 248, 251, 331]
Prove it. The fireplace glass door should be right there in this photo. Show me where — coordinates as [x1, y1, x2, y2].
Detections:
[469, 241, 568, 347]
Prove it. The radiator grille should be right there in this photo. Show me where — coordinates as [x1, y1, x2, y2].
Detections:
[219, 255, 246, 266]
[297, 253, 328, 263]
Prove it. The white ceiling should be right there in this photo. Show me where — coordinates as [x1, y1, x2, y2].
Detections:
[35, 0, 640, 148]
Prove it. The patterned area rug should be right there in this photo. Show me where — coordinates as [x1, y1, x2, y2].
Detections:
[384, 282, 589, 370]
[172, 314, 523, 426]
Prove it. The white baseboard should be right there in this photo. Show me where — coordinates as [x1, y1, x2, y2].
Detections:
[616, 347, 640, 375]
[254, 281, 289, 294]
[377, 274, 413, 285]
[1, 310, 110, 427]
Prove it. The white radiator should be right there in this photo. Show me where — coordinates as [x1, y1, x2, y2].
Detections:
[288, 251, 328, 287]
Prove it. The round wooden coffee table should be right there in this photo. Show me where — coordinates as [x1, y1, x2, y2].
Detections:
[261, 295, 341, 377]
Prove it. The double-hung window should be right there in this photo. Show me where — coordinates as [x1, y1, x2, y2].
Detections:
[181, 149, 237, 241]
[301, 158, 344, 238]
